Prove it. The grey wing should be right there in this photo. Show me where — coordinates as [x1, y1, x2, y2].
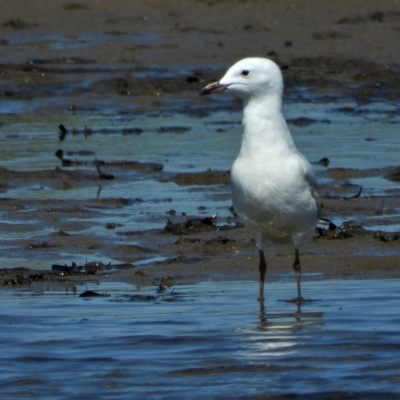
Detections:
[302, 160, 321, 220]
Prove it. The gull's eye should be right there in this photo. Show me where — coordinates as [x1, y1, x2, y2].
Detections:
[241, 70, 249, 76]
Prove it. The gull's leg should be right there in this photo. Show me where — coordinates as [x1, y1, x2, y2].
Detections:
[293, 249, 302, 302]
[258, 249, 267, 301]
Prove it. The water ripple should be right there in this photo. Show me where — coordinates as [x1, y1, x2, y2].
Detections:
[0, 279, 400, 399]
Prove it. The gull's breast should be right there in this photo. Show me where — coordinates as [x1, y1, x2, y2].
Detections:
[231, 155, 318, 245]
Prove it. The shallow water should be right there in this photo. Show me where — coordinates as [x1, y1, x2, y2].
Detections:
[1, 39, 400, 259]
[1, 94, 400, 270]
[2, 99, 400, 176]
[1, 279, 400, 399]
[1, 99, 400, 224]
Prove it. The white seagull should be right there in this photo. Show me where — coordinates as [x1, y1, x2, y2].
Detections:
[200, 57, 319, 302]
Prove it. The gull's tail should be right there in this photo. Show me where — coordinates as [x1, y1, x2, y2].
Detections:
[318, 217, 337, 231]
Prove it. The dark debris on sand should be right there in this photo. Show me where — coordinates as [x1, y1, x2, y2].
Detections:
[163, 215, 241, 235]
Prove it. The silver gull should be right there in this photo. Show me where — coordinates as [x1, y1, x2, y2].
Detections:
[200, 57, 319, 303]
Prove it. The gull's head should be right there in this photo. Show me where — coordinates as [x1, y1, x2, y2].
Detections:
[200, 57, 283, 101]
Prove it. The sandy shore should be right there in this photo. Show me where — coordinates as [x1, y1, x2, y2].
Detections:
[2, 0, 400, 109]
[1, 0, 400, 291]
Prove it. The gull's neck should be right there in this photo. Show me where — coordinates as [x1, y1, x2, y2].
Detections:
[238, 93, 296, 159]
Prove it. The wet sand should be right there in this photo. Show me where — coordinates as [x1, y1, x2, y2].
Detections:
[1, 0, 400, 290]
[1, 191, 400, 291]
[2, 0, 400, 112]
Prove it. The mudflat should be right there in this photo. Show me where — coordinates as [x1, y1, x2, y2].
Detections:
[1, 0, 400, 292]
